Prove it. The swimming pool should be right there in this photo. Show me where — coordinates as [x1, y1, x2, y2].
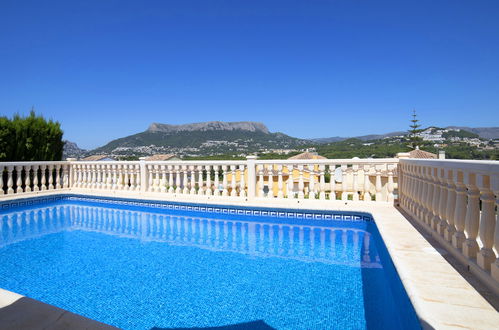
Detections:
[0, 195, 419, 329]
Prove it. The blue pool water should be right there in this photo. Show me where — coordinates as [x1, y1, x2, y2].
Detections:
[0, 196, 419, 329]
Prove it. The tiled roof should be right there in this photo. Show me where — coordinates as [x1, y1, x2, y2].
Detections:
[81, 155, 111, 161]
[145, 154, 179, 161]
[288, 152, 327, 160]
[409, 149, 437, 159]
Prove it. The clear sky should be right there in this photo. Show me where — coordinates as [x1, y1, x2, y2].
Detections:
[1, 0, 498, 149]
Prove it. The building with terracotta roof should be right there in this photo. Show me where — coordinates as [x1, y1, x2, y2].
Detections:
[144, 154, 180, 161]
[408, 148, 438, 159]
[81, 155, 116, 161]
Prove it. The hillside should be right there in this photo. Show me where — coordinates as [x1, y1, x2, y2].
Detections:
[313, 126, 499, 143]
[92, 121, 309, 157]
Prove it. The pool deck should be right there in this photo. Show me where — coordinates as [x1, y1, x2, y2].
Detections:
[1, 189, 498, 329]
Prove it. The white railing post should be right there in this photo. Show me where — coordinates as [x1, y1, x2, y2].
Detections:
[139, 157, 147, 192]
[246, 156, 257, 200]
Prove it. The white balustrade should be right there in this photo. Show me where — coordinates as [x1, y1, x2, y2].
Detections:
[1, 158, 400, 207]
[399, 158, 499, 290]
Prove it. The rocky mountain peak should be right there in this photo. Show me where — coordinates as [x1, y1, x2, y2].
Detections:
[147, 121, 270, 134]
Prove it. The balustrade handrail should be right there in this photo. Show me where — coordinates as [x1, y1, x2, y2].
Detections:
[254, 158, 399, 165]
[0, 161, 70, 166]
[143, 160, 246, 165]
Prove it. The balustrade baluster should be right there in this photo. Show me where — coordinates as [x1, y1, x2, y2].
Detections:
[490, 175, 499, 282]
[341, 165, 348, 201]
[287, 165, 294, 199]
[190, 166, 197, 195]
[153, 165, 160, 192]
[319, 165, 325, 200]
[116, 164, 123, 190]
[134, 164, 141, 191]
[25, 165, 32, 192]
[430, 168, 441, 231]
[15, 166, 23, 193]
[48, 165, 55, 190]
[112, 164, 118, 190]
[205, 165, 212, 196]
[124, 165, 130, 191]
[477, 174, 496, 271]
[63, 164, 69, 188]
[230, 165, 237, 197]
[363, 165, 371, 201]
[239, 165, 246, 197]
[40, 165, 47, 191]
[32, 165, 39, 191]
[267, 165, 274, 198]
[444, 169, 457, 242]
[159, 165, 166, 193]
[213, 165, 219, 196]
[374, 165, 382, 202]
[167, 165, 174, 193]
[437, 168, 449, 235]
[418, 166, 428, 223]
[222, 165, 228, 196]
[329, 164, 336, 201]
[182, 166, 189, 194]
[277, 165, 284, 198]
[148, 165, 154, 192]
[452, 171, 467, 248]
[309, 164, 316, 199]
[258, 165, 264, 197]
[298, 165, 305, 199]
[463, 172, 480, 258]
[175, 165, 181, 194]
[387, 164, 395, 203]
[56, 164, 62, 189]
[195, 165, 203, 195]
[352, 165, 359, 201]
[423, 167, 434, 226]
[106, 165, 113, 189]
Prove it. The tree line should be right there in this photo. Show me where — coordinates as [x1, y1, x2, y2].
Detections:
[0, 111, 64, 161]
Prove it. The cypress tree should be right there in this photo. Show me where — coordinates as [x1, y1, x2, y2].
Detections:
[0, 110, 64, 161]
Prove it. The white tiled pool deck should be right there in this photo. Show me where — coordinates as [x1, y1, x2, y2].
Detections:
[1, 189, 498, 329]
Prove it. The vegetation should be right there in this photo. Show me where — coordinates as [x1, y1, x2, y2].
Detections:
[0, 111, 64, 161]
[316, 139, 410, 158]
[408, 109, 423, 149]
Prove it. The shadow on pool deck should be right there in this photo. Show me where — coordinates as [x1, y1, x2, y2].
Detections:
[152, 320, 276, 330]
[0, 296, 117, 330]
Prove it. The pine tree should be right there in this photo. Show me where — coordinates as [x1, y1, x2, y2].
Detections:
[409, 109, 423, 149]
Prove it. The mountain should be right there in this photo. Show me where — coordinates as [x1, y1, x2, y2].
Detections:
[148, 121, 269, 134]
[445, 127, 499, 140]
[313, 131, 407, 144]
[63, 141, 87, 159]
[92, 121, 309, 157]
[313, 126, 499, 143]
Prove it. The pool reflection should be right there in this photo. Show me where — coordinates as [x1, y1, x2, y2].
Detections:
[1, 204, 381, 268]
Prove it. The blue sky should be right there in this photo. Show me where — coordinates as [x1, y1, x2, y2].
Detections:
[1, 0, 498, 149]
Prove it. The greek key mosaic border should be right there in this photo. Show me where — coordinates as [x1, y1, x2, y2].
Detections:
[1, 194, 373, 222]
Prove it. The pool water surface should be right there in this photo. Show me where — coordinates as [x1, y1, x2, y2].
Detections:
[0, 196, 419, 329]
